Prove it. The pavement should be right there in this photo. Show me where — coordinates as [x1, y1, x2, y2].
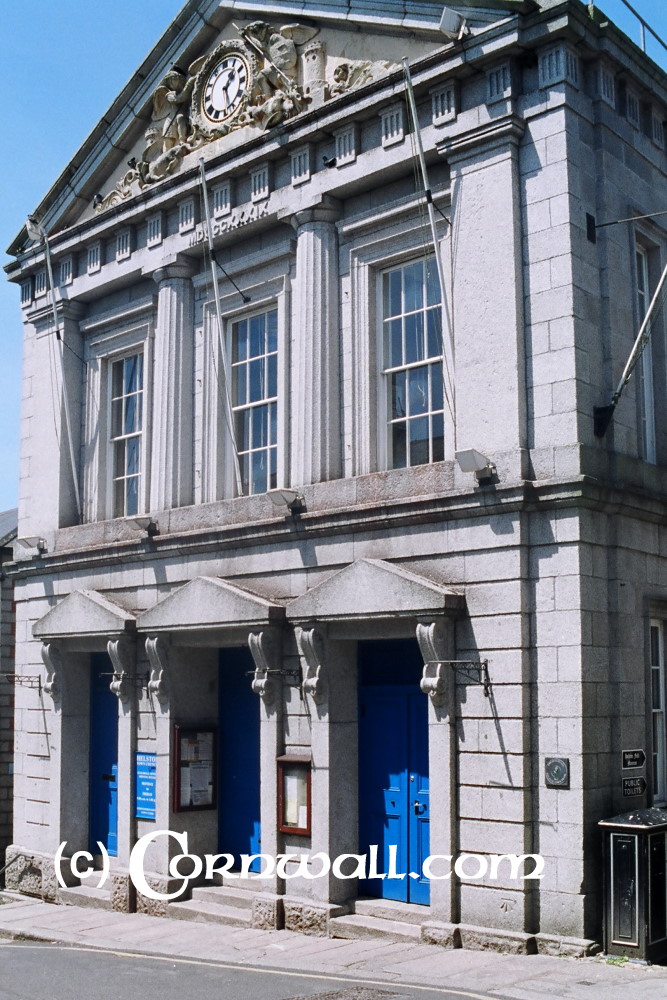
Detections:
[1, 894, 667, 1000]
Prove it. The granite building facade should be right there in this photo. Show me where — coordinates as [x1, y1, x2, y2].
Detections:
[5, 0, 667, 954]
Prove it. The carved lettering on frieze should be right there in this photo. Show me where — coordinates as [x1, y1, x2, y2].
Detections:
[295, 627, 327, 705]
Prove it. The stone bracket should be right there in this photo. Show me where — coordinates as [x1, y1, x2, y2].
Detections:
[417, 620, 450, 707]
[145, 635, 170, 705]
[295, 626, 327, 705]
[248, 628, 281, 703]
[40, 642, 63, 701]
[107, 636, 135, 703]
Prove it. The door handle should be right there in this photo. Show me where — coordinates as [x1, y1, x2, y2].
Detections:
[414, 800, 427, 815]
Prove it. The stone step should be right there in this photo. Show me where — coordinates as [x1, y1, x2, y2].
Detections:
[168, 898, 253, 927]
[57, 884, 113, 911]
[190, 885, 255, 909]
[353, 897, 426, 926]
[329, 913, 422, 942]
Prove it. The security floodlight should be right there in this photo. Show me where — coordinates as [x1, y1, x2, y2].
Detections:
[455, 449, 496, 483]
[439, 7, 467, 40]
[268, 489, 306, 515]
[25, 215, 44, 245]
[16, 536, 47, 553]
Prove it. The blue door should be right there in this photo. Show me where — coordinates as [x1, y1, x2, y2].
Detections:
[89, 653, 118, 857]
[219, 648, 261, 867]
[358, 640, 429, 905]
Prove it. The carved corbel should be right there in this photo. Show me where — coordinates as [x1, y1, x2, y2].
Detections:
[40, 642, 62, 701]
[107, 636, 135, 704]
[145, 635, 170, 706]
[248, 629, 281, 703]
[417, 620, 450, 707]
[295, 626, 327, 705]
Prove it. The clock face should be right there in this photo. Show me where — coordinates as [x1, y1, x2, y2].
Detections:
[202, 54, 249, 123]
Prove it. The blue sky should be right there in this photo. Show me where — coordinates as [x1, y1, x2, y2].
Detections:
[1, 0, 666, 514]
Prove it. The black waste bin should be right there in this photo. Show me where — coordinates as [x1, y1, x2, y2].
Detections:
[599, 808, 667, 962]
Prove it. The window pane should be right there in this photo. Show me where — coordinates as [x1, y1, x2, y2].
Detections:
[124, 394, 138, 435]
[251, 450, 267, 494]
[651, 625, 661, 667]
[234, 320, 248, 362]
[387, 319, 402, 368]
[392, 370, 406, 419]
[113, 478, 125, 516]
[237, 409, 250, 451]
[392, 423, 407, 468]
[252, 405, 268, 449]
[384, 270, 402, 319]
[432, 413, 444, 462]
[431, 363, 444, 412]
[126, 436, 140, 476]
[268, 353, 277, 398]
[654, 669, 662, 711]
[409, 416, 429, 466]
[405, 313, 424, 365]
[249, 358, 264, 402]
[114, 440, 126, 477]
[250, 314, 264, 358]
[124, 355, 141, 395]
[409, 367, 429, 416]
[235, 365, 247, 407]
[427, 308, 442, 358]
[111, 399, 123, 437]
[270, 402, 277, 442]
[267, 310, 278, 353]
[269, 447, 277, 489]
[112, 361, 123, 398]
[126, 476, 139, 516]
[426, 262, 441, 306]
[403, 262, 423, 313]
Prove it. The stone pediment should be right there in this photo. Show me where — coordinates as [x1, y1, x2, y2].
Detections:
[33, 590, 136, 640]
[11, 0, 494, 246]
[287, 559, 463, 623]
[137, 576, 284, 633]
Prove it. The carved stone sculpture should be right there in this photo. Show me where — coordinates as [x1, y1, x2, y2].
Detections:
[41, 642, 62, 701]
[107, 636, 135, 704]
[417, 620, 450, 707]
[145, 635, 170, 706]
[248, 629, 281, 703]
[295, 626, 327, 705]
[328, 59, 397, 98]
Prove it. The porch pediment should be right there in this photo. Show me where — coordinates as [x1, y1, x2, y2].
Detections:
[286, 559, 463, 624]
[33, 590, 136, 640]
[137, 576, 284, 633]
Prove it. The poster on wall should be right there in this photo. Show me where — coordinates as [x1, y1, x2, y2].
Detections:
[173, 726, 216, 811]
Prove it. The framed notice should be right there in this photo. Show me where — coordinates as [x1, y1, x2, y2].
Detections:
[173, 725, 216, 812]
[277, 754, 311, 836]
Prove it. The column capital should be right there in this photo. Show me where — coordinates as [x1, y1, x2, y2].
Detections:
[280, 196, 341, 232]
[150, 257, 198, 285]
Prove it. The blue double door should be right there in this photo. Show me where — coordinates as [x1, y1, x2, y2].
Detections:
[218, 648, 261, 864]
[358, 640, 430, 905]
[89, 654, 118, 856]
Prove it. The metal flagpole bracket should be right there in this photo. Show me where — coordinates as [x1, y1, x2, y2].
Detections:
[427, 659, 491, 697]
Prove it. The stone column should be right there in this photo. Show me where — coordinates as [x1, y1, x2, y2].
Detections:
[150, 260, 197, 511]
[289, 199, 341, 486]
[291, 628, 357, 931]
[248, 629, 284, 929]
[107, 635, 136, 911]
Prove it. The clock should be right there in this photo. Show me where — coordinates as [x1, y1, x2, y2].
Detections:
[191, 41, 257, 136]
[202, 53, 249, 123]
